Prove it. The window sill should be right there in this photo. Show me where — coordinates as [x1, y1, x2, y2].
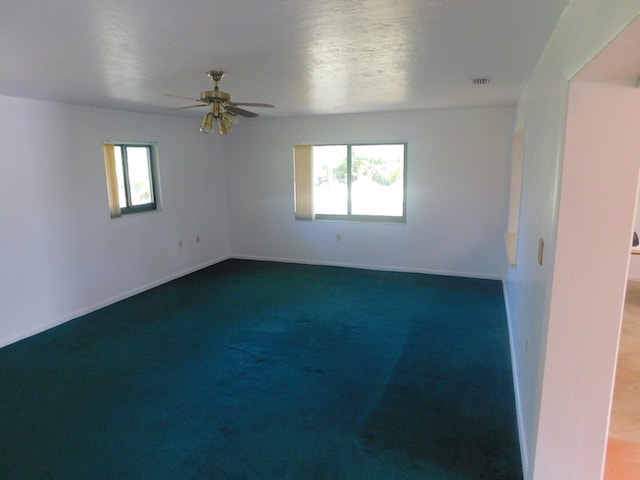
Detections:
[314, 214, 405, 224]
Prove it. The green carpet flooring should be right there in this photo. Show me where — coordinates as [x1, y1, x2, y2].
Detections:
[0, 259, 522, 479]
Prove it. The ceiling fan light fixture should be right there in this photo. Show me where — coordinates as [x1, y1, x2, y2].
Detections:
[200, 112, 215, 133]
[220, 112, 235, 134]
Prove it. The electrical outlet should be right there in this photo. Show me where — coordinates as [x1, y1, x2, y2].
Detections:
[196, 236, 200, 244]
[179, 240, 183, 249]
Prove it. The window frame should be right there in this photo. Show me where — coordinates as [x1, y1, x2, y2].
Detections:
[107, 142, 159, 216]
[306, 142, 408, 224]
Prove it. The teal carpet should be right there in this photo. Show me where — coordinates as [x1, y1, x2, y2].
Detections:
[0, 260, 522, 479]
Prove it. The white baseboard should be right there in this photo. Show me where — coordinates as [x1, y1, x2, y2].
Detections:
[231, 254, 504, 281]
[502, 279, 529, 478]
[0, 255, 230, 349]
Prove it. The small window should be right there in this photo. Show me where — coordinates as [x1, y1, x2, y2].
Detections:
[104, 143, 158, 217]
[294, 143, 406, 222]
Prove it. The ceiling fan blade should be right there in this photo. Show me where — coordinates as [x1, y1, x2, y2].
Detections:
[168, 104, 207, 110]
[230, 102, 275, 108]
[163, 93, 202, 102]
[225, 106, 259, 118]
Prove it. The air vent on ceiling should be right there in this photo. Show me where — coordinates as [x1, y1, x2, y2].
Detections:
[471, 77, 491, 85]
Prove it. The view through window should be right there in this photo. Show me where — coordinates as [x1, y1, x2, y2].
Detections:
[114, 146, 155, 210]
[104, 143, 157, 217]
[310, 143, 406, 221]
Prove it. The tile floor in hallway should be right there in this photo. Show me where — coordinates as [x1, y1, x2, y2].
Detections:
[605, 281, 640, 480]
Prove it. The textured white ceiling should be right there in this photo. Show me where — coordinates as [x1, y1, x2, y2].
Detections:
[0, 0, 569, 118]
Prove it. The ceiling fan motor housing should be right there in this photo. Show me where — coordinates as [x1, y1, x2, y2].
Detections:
[200, 90, 231, 103]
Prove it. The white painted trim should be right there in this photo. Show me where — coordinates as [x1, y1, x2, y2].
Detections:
[0, 255, 230, 349]
[231, 254, 504, 280]
[502, 279, 529, 479]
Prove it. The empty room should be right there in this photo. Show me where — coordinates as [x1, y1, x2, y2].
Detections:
[1, 1, 640, 479]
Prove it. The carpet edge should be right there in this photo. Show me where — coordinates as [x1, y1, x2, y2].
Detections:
[230, 254, 503, 281]
[0, 255, 230, 349]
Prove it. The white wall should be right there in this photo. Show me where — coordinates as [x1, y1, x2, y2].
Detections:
[0, 95, 231, 347]
[223, 107, 515, 279]
[505, 2, 640, 479]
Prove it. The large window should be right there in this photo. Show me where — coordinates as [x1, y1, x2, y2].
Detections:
[104, 143, 158, 217]
[294, 143, 406, 222]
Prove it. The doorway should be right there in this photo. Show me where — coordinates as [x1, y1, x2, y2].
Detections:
[556, 17, 640, 480]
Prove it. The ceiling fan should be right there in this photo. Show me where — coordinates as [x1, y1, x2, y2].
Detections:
[165, 71, 274, 134]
